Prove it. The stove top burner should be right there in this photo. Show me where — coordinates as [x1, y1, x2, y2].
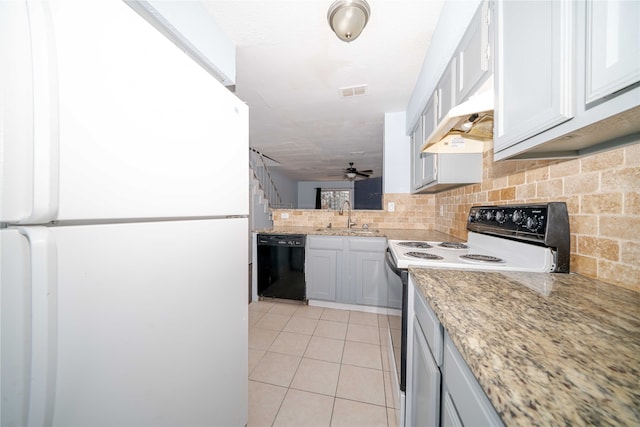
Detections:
[438, 242, 469, 249]
[398, 242, 433, 249]
[460, 254, 504, 263]
[406, 251, 444, 260]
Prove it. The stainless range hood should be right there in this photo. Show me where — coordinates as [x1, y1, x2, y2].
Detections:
[421, 83, 494, 154]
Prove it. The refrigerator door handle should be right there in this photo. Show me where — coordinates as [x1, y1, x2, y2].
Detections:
[18, 227, 58, 427]
[22, 1, 60, 224]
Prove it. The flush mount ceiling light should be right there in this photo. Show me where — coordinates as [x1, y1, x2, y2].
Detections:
[346, 172, 357, 180]
[327, 0, 371, 42]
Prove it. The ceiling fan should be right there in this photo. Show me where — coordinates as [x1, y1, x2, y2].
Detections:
[342, 162, 372, 180]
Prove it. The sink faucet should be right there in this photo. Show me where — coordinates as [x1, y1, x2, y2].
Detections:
[340, 200, 357, 229]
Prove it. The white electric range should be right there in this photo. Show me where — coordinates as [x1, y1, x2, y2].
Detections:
[388, 203, 570, 273]
[385, 202, 570, 427]
[389, 231, 556, 272]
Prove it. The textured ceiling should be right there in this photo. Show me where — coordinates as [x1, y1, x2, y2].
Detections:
[202, 0, 444, 181]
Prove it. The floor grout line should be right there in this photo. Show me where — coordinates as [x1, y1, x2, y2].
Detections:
[249, 301, 395, 426]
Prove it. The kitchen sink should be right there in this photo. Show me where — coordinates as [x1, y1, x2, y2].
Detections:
[348, 229, 379, 234]
[315, 228, 380, 235]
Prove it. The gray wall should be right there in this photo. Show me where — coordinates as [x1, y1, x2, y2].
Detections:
[268, 168, 298, 208]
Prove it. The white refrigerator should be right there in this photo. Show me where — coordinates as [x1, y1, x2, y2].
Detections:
[1, 1, 248, 426]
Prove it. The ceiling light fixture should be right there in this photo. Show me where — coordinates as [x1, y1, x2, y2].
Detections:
[346, 172, 357, 180]
[327, 0, 371, 43]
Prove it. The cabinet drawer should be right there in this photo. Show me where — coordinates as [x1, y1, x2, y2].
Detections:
[307, 235, 344, 250]
[348, 236, 386, 252]
[414, 288, 444, 366]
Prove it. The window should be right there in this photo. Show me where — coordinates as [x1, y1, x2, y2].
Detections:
[320, 189, 352, 210]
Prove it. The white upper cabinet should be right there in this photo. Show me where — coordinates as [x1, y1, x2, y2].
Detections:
[409, 1, 489, 194]
[437, 60, 456, 124]
[456, 1, 493, 104]
[494, 0, 575, 153]
[411, 112, 426, 191]
[423, 94, 437, 144]
[585, 0, 640, 104]
[494, 0, 640, 161]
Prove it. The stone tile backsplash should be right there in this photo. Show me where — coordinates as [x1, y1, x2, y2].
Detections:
[273, 141, 639, 291]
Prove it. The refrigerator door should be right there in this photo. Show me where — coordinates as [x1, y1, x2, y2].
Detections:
[1, 0, 248, 224]
[1, 229, 37, 427]
[1, 219, 248, 426]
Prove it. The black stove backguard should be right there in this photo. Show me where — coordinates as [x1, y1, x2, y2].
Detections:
[466, 202, 570, 273]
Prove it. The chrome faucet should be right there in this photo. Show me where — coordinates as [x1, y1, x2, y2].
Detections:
[340, 200, 357, 229]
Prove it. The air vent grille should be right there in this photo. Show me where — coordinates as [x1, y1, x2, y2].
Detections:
[339, 84, 368, 98]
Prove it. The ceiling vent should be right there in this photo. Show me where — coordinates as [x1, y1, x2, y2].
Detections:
[339, 84, 368, 98]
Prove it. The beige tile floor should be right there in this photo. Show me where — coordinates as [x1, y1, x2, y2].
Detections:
[248, 300, 400, 427]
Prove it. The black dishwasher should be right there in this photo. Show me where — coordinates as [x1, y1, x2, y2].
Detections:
[257, 234, 306, 301]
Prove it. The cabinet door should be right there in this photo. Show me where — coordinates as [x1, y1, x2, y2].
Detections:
[437, 60, 456, 124]
[585, 0, 640, 104]
[305, 249, 337, 301]
[352, 251, 387, 306]
[409, 318, 441, 427]
[443, 333, 504, 426]
[350, 238, 388, 307]
[423, 95, 437, 142]
[456, 1, 492, 104]
[441, 391, 464, 427]
[411, 116, 425, 191]
[421, 153, 437, 186]
[413, 97, 438, 192]
[494, 0, 575, 152]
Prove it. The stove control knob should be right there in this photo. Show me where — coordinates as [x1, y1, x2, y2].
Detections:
[512, 210, 525, 225]
[495, 210, 506, 224]
[474, 210, 482, 221]
[526, 216, 539, 231]
[484, 211, 494, 221]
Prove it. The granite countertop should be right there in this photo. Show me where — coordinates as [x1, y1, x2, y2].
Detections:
[255, 226, 461, 242]
[409, 268, 640, 426]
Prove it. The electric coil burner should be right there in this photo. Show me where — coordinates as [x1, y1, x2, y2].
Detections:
[438, 242, 469, 249]
[405, 252, 444, 260]
[398, 242, 433, 249]
[460, 254, 504, 263]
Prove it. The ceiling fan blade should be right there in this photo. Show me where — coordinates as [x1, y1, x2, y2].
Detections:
[355, 171, 370, 177]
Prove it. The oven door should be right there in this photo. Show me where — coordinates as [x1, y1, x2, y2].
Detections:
[385, 250, 408, 392]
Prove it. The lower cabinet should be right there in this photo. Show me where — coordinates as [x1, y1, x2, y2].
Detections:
[350, 237, 388, 307]
[441, 391, 463, 427]
[407, 276, 503, 427]
[305, 235, 395, 308]
[407, 277, 443, 427]
[409, 315, 441, 427]
[305, 235, 343, 301]
[442, 331, 504, 426]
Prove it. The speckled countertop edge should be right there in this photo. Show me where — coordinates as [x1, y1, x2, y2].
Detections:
[409, 268, 640, 427]
[254, 227, 462, 242]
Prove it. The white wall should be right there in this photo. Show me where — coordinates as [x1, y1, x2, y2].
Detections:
[297, 181, 354, 209]
[406, 0, 481, 133]
[384, 112, 411, 194]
